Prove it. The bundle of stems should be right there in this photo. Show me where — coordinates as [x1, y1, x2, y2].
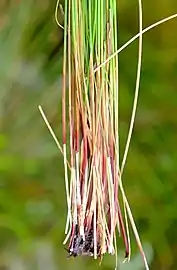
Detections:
[61, 0, 128, 260]
[39, 0, 177, 268]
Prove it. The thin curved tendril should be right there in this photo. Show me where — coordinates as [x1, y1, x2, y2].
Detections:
[38, 105, 63, 153]
[55, 0, 64, 29]
[38, 105, 72, 235]
[38, 105, 71, 170]
[119, 1, 149, 269]
[121, 0, 143, 174]
[121, 0, 142, 264]
[94, 13, 177, 73]
[119, 180, 150, 270]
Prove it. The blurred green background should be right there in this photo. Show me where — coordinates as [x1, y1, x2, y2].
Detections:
[0, 1, 177, 269]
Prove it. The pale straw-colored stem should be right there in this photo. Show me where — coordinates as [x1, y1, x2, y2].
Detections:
[94, 13, 177, 73]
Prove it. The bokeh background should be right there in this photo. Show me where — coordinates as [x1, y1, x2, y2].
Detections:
[0, 1, 177, 269]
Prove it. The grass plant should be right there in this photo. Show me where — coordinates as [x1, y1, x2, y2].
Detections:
[39, 1, 177, 269]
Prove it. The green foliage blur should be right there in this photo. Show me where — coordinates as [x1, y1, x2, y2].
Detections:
[0, 1, 177, 269]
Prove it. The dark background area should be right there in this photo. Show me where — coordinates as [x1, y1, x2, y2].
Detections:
[0, 1, 177, 269]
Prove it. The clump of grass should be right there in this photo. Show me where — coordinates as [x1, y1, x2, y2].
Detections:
[61, 0, 128, 260]
[39, 1, 177, 269]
